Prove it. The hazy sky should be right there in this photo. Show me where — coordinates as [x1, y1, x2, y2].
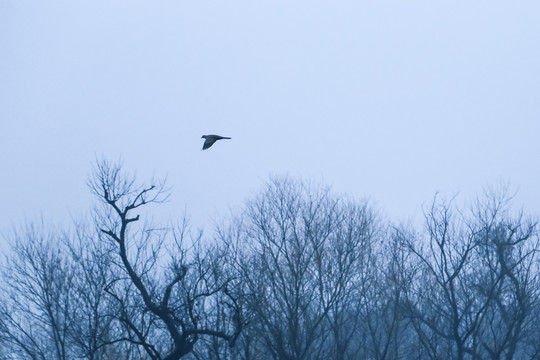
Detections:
[1, 1, 539, 238]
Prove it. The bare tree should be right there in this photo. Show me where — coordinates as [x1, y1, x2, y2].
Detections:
[2, 158, 540, 360]
[218, 177, 376, 360]
[65, 220, 134, 359]
[402, 196, 493, 360]
[0, 223, 76, 360]
[402, 189, 540, 360]
[470, 188, 540, 359]
[354, 227, 419, 360]
[88, 158, 241, 360]
[320, 202, 378, 360]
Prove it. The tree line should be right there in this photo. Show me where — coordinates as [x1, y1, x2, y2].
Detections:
[1, 159, 539, 360]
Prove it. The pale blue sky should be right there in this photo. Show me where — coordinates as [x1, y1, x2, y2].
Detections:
[1, 1, 539, 237]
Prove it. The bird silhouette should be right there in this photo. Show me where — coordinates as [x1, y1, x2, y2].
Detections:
[201, 135, 231, 150]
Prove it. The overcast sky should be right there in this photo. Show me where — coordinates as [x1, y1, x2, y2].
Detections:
[1, 1, 539, 239]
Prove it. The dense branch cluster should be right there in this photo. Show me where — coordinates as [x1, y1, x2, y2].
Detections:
[1, 161, 539, 359]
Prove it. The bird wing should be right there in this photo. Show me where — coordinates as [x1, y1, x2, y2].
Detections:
[202, 138, 217, 150]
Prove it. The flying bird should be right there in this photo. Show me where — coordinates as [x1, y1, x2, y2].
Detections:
[201, 134, 231, 150]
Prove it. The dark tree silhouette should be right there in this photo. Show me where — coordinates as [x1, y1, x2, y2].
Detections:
[1, 164, 539, 360]
[88, 159, 242, 360]
[217, 177, 377, 360]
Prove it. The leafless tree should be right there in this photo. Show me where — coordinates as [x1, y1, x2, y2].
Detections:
[470, 188, 540, 359]
[402, 189, 540, 360]
[402, 195, 494, 360]
[355, 227, 419, 360]
[320, 202, 379, 360]
[0, 223, 76, 360]
[0, 220, 152, 359]
[65, 220, 135, 359]
[88, 158, 242, 360]
[2, 159, 540, 360]
[217, 177, 377, 360]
